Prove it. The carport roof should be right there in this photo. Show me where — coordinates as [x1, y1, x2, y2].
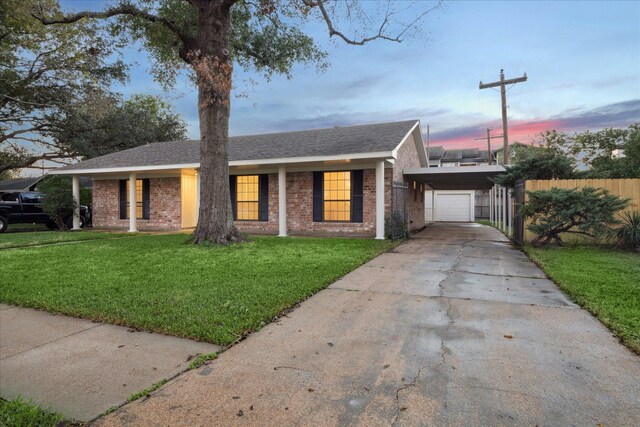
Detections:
[404, 165, 506, 190]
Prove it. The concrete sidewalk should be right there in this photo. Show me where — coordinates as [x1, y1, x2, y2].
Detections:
[0, 304, 219, 421]
[96, 223, 640, 426]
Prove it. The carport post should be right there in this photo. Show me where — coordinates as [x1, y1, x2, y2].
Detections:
[128, 172, 138, 233]
[71, 175, 81, 230]
[375, 160, 385, 240]
[507, 188, 512, 237]
[278, 165, 287, 237]
[502, 186, 507, 233]
[489, 186, 494, 224]
[498, 186, 503, 231]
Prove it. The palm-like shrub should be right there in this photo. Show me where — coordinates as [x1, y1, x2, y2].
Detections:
[612, 211, 640, 251]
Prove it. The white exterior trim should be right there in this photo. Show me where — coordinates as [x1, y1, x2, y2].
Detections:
[375, 160, 385, 239]
[128, 172, 138, 233]
[391, 120, 429, 167]
[278, 166, 287, 237]
[71, 175, 81, 230]
[50, 151, 397, 176]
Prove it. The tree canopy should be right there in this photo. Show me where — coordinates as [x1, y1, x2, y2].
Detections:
[0, 0, 188, 174]
[492, 147, 576, 188]
[542, 123, 640, 179]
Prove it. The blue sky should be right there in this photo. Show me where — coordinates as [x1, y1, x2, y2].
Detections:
[62, 0, 640, 149]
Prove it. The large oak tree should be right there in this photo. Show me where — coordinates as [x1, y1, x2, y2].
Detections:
[34, 0, 441, 244]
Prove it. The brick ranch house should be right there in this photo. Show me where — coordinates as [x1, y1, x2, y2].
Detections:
[52, 120, 433, 238]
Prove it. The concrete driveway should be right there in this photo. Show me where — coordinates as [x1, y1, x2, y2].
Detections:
[98, 223, 640, 426]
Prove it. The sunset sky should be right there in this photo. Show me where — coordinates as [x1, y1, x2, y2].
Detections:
[63, 0, 640, 150]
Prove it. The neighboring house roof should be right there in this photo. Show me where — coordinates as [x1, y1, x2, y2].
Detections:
[427, 146, 444, 160]
[0, 176, 45, 192]
[429, 147, 491, 164]
[51, 120, 426, 174]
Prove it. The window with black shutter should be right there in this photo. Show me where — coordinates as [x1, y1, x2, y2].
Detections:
[313, 170, 364, 223]
[231, 174, 268, 221]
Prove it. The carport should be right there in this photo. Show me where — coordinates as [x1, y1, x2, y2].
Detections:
[404, 165, 505, 222]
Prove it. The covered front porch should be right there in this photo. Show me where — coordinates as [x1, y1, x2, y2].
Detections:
[59, 157, 394, 239]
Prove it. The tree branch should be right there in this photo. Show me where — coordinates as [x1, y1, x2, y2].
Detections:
[0, 153, 65, 174]
[32, 3, 195, 46]
[303, 0, 439, 46]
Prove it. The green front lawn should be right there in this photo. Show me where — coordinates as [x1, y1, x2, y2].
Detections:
[0, 230, 130, 249]
[0, 234, 394, 345]
[0, 397, 64, 427]
[525, 245, 640, 353]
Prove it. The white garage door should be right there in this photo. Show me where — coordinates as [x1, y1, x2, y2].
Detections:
[435, 192, 473, 222]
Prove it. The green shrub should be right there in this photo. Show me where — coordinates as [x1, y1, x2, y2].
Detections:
[37, 176, 77, 230]
[522, 187, 629, 247]
[385, 211, 408, 240]
[611, 211, 640, 251]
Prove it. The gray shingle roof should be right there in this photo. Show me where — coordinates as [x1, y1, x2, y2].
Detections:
[0, 176, 45, 192]
[58, 120, 418, 172]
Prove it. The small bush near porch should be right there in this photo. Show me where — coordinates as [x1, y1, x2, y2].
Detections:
[525, 245, 640, 353]
[0, 234, 394, 345]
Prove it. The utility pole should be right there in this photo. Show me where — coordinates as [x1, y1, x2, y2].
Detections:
[479, 69, 527, 165]
[474, 128, 503, 165]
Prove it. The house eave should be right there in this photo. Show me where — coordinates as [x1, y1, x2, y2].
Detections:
[49, 152, 396, 176]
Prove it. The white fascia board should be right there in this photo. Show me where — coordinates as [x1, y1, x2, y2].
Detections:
[390, 120, 429, 167]
[48, 163, 200, 175]
[404, 165, 506, 175]
[48, 152, 394, 175]
[229, 151, 393, 166]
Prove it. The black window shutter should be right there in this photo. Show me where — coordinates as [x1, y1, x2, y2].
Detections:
[229, 175, 237, 221]
[351, 170, 364, 223]
[119, 180, 127, 219]
[258, 174, 269, 221]
[142, 179, 150, 220]
[312, 171, 323, 222]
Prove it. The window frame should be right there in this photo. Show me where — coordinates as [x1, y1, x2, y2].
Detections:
[235, 174, 260, 221]
[322, 171, 352, 223]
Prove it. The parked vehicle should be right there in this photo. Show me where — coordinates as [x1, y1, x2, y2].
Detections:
[0, 191, 91, 233]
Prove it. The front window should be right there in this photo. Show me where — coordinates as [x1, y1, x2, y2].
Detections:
[323, 171, 351, 222]
[237, 175, 259, 220]
[125, 179, 144, 219]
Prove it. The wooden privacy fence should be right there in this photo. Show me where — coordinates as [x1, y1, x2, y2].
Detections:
[489, 179, 640, 244]
[522, 178, 640, 242]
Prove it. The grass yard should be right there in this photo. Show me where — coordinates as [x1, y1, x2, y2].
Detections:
[0, 230, 130, 249]
[0, 234, 394, 345]
[0, 397, 63, 427]
[525, 245, 640, 353]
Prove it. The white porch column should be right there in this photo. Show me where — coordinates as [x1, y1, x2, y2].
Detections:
[71, 175, 81, 230]
[375, 160, 385, 240]
[278, 166, 287, 237]
[196, 169, 200, 223]
[128, 172, 138, 233]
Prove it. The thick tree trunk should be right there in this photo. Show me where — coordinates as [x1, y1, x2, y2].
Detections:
[192, 0, 243, 244]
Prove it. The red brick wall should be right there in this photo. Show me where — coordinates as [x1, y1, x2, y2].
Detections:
[392, 133, 426, 231]
[235, 170, 380, 236]
[92, 177, 182, 230]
